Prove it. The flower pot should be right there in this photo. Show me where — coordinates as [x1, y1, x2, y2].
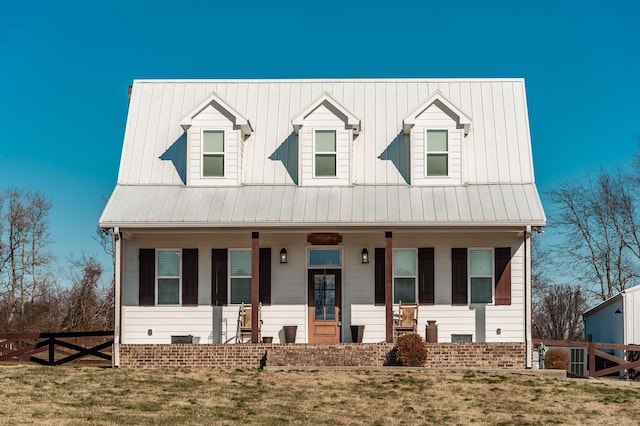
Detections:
[262, 336, 273, 344]
[350, 325, 365, 343]
[283, 325, 297, 344]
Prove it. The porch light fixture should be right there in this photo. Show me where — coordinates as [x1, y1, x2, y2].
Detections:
[361, 248, 369, 264]
[280, 248, 288, 263]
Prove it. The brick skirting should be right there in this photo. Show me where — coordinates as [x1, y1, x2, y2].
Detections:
[119, 342, 525, 369]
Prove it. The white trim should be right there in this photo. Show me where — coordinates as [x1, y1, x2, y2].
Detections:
[180, 91, 252, 137]
[425, 129, 449, 177]
[468, 248, 494, 305]
[393, 248, 418, 304]
[156, 249, 182, 306]
[201, 129, 225, 178]
[228, 248, 252, 304]
[403, 91, 472, 136]
[313, 129, 337, 178]
[292, 92, 361, 136]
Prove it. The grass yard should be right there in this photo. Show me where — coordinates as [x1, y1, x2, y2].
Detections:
[0, 365, 639, 425]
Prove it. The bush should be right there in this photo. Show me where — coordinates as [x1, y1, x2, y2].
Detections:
[544, 348, 570, 370]
[394, 333, 427, 367]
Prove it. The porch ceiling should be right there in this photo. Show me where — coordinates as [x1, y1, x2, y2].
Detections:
[99, 184, 546, 229]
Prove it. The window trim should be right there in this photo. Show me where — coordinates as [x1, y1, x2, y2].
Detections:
[201, 129, 225, 178]
[468, 248, 494, 305]
[425, 129, 449, 177]
[313, 129, 337, 178]
[156, 248, 182, 306]
[393, 248, 417, 304]
[229, 248, 252, 304]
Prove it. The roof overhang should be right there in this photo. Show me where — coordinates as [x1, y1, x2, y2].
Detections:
[403, 91, 472, 136]
[292, 92, 361, 136]
[180, 91, 253, 138]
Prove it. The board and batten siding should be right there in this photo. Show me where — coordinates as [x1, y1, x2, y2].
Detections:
[188, 104, 241, 186]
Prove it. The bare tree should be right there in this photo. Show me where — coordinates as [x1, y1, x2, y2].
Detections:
[533, 284, 588, 341]
[0, 188, 53, 329]
[549, 169, 640, 301]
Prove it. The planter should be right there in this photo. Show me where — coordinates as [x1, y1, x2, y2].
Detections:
[283, 326, 297, 344]
[350, 325, 365, 343]
[262, 336, 273, 344]
[426, 320, 438, 343]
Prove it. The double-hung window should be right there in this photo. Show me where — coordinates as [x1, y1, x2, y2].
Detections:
[314, 130, 337, 177]
[203, 130, 224, 177]
[470, 249, 493, 303]
[230, 250, 252, 304]
[426, 129, 448, 177]
[394, 249, 416, 303]
[157, 250, 180, 305]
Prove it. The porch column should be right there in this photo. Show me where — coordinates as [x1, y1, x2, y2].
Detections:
[385, 231, 393, 342]
[251, 232, 260, 343]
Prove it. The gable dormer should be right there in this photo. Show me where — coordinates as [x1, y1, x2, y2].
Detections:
[292, 92, 360, 186]
[180, 92, 253, 186]
[403, 92, 471, 186]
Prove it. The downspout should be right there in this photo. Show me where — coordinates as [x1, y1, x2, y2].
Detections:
[524, 226, 532, 368]
[114, 226, 122, 367]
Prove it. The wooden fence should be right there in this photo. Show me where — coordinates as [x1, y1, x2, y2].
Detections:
[533, 339, 640, 378]
[0, 331, 113, 366]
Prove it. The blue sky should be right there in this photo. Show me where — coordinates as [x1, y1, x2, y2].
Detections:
[0, 0, 638, 283]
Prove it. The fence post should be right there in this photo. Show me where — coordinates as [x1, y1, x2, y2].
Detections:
[588, 342, 595, 378]
[48, 337, 55, 365]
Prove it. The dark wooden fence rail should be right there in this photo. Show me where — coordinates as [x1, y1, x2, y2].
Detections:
[0, 331, 113, 366]
[533, 339, 640, 378]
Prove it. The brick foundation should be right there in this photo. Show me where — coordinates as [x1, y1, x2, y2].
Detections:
[119, 342, 525, 369]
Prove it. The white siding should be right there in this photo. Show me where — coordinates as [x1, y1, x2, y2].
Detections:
[624, 286, 640, 345]
[299, 103, 352, 186]
[412, 103, 463, 186]
[188, 104, 241, 186]
[121, 231, 526, 344]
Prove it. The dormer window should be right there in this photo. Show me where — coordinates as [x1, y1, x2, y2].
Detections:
[426, 130, 448, 177]
[203, 130, 225, 177]
[314, 130, 337, 177]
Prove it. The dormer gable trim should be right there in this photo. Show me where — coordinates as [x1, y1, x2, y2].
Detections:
[403, 91, 472, 136]
[180, 91, 253, 138]
[292, 92, 361, 136]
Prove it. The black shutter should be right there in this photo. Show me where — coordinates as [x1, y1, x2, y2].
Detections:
[495, 247, 512, 305]
[259, 247, 271, 305]
[374, 248, 385, 305]
[139, 249, 155, 306]
[418, 247, 435, 305]
[182, 248, 198, 305]
[451, 248, 468, 305]
[211, 249, 228, 306]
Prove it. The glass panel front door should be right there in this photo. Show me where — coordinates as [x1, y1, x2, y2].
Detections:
[308, 268, 341, 343]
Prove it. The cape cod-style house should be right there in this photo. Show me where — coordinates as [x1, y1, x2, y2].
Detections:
[100, 78, 545, 368]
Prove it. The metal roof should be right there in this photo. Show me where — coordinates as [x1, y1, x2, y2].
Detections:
[100, 183, 545, 228]
[101, 78, 545, 228]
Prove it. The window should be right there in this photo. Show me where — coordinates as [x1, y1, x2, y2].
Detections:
[394, 250, 416, 303]
[470, 249, 492, 303]
[426, 129, 448, 176]
[308, 248, 342, 267]
[202, 130, 224, 177]
[230, 250, 251, 304]
[314, 130, 337, 177]
[157, 250, 180, 305]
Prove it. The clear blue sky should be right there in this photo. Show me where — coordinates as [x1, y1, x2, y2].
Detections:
[1, 0, 638, 283]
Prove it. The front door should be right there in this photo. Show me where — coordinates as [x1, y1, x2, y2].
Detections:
[308, 269, 341, 343]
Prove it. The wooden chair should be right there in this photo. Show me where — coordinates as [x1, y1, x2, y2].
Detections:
[393, 301, 418, 340]
[236, 303, 262, 343]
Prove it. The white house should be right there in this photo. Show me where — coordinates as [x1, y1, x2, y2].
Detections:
[99, 78, 545, 367]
